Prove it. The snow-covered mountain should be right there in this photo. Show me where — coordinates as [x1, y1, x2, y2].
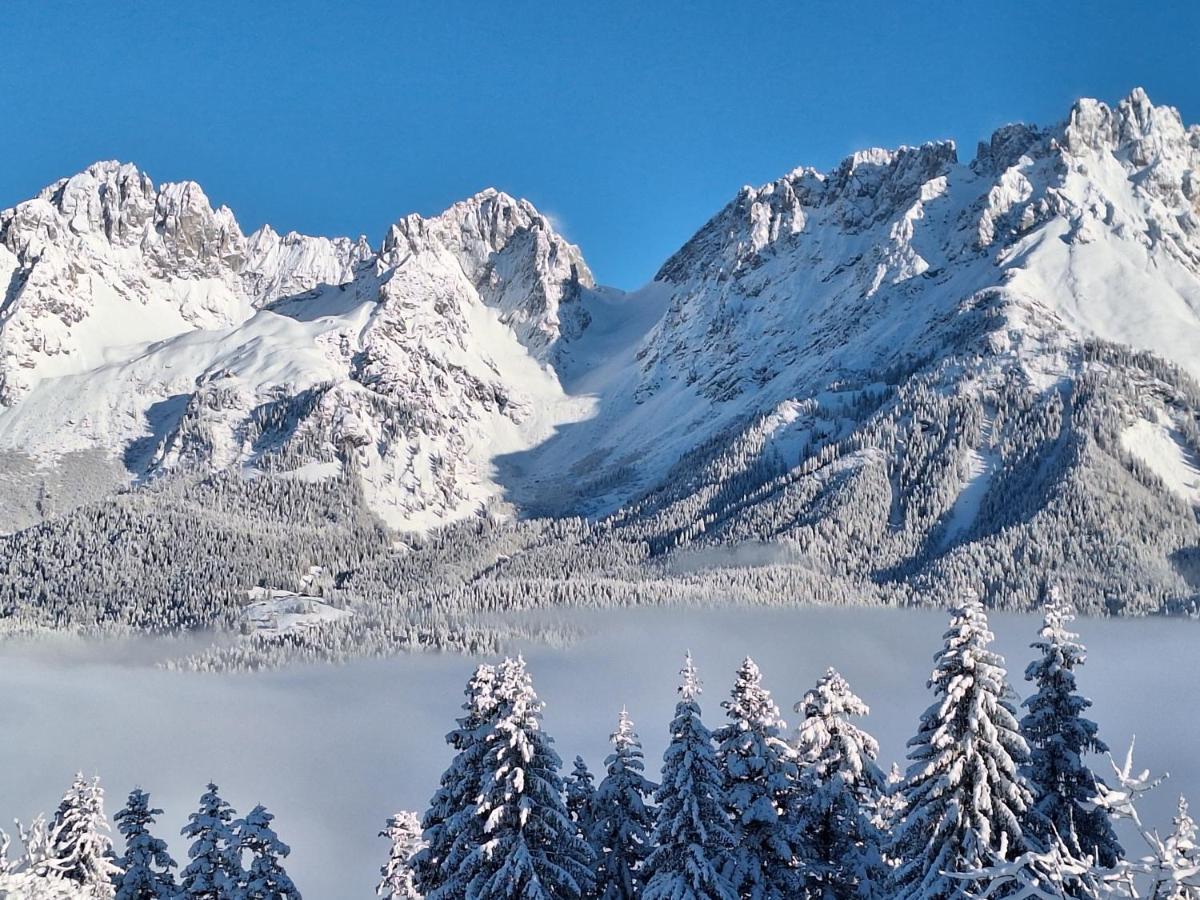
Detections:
[5, 88, 1200, 633]
[0, 164, 594, 530]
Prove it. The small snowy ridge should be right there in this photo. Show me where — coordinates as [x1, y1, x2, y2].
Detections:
[1121, 416, 1200, 505]
[278, 460, 343, 482]
[241, 588, 351, 637]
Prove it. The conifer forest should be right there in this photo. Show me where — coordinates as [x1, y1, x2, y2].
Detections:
[3, 597, 1195, 899]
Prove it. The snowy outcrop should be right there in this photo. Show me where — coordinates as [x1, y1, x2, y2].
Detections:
[0, 162, 248, 403]
[380, 189, 594, 358]
[244, 224, 374, 303]
[643, 88, 1200, 409]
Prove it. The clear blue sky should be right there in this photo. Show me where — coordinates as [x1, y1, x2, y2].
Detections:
[4, 1, 1198, 289]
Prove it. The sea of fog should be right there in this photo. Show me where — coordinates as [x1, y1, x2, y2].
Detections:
[1, 605, 1197, 898]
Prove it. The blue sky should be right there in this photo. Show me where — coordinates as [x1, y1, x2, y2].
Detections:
[4, 1, 1198, 289]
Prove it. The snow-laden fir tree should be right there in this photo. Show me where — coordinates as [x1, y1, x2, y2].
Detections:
[890, 595, 1034, 900]
[180, 783, 242, 899]
[590, 708, 657, 900]
[232, 804, 300, 900]
[413, 663, 499, 899]
[378, 811, 424, 900]
[566, 756, 599, 839]
[1021, 594, 1122, 867]
[113, 789, 177, 900]
[447, 656, 594, 900]
[793, 668, 888, 900]
[14, 816, 60, 880]
[642, 654, 737, 900]
[48, 773, 120, 896]
[874, 764, 906, 853]
[713, 657, 802, 900]
[0, 815, 78, 899]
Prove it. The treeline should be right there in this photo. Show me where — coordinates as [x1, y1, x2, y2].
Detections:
[0, 779, 297, 899]
[9, 594, 1197, 898]
[388, 594, 1194, 900]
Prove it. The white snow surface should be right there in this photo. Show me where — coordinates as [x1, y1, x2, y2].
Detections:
[240, 590, 351, 637]
[1121, 413, 1200, 505]
[4, 89, 1200, 529]
[0, 605, 1195, 899]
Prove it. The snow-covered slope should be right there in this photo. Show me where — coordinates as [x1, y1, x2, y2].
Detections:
[0, 170, 595, 529]
[505, 89, 1200, 519]
[492, 87, 1200, 613]
[4, 88, 1200, 623]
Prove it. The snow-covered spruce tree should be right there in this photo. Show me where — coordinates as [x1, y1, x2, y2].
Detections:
[590, 709, 657, 900]
[890, 595, 1034, 900]
[232, 804, 300, 900]
[1021, 594, 1122, 867]
[642, 654, 736, 900]
[378, 810, 424, 900]
[113, 789, 178, 900]
[713, 657, 802, 900]
[48, 773, 120, 896]
[874, 764, 906, 855]
[447, 656, 594, 900]
[566, 756, 599, 839]
[793, 668, 888, 900]
[180, 783, 242, 899]
[413, 663, 498, 899]
[0, 816, 76, 898]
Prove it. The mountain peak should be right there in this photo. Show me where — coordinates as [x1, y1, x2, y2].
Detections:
[8, 92, 1200, 618]
[1064, 87, 1194, 162]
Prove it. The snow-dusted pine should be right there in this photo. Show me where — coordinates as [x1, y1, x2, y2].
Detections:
[589, 709, 657, 900]
[378, 811, 424, 900]
[566, 756, 599, 839]
[713, 657, 802, 900]
[113, 789, 178, 900]
[793, 668, 888, 900]
[445, 656, 594, 900]
[179, 783, 242, 899]
[890, 595, 1033, 900]
[232, 804, 300, 900]
[642, 654, 737, 900]
[1021, 594, 1122, 867]
[413, 663, 499, 900]
[47, 773, 120, 897]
